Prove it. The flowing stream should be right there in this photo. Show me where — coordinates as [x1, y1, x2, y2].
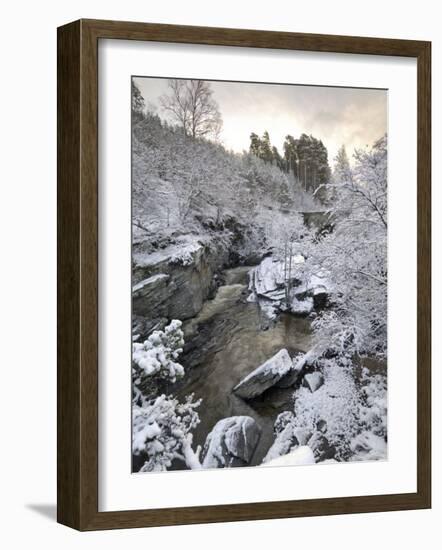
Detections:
[173, 265, 314, 466]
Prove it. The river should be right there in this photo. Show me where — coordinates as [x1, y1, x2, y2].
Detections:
[172, 265, 314, 466]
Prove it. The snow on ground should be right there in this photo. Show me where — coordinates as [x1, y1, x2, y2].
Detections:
[350, 431, 387, 461]
[291, 359, 362, 459]
[264, 357, 387, 463]
[262, 446, 315, 467]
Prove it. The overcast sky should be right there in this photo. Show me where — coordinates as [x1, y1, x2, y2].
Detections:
[134, 76, 387, 164]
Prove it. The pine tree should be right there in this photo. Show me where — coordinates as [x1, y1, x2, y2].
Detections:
[260, 131, 274, 163]
[132, 81, 146, 118]
[334, 144, 352, 182]
[249, 132, 261, 156]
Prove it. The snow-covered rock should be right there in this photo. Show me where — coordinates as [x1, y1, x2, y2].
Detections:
[302, 372, 324, 393]
[262, 446, 315, 467]
[307, 431, 336, 461]
[263, 424, 312, 464]
[133, 273, 170, 307]
[275, 352, 305, 388]
[251, 255, 304, 298]
[290, 296, 314, 316]
[350, 431, 387, 461]
[202, 416, 261, 468]
[312, 285, 328, 309]
[233, 349, 295, 399]
[132, 235, 229, 322]
[249, 255, 330, 319]
[294, 272, 331, 310]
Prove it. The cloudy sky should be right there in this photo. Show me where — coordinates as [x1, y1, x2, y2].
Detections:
[134, 76, 387, 164]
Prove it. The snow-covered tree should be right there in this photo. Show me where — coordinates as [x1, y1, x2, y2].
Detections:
[131, 81, 145, 124]
[311, 135, 388, 359]
[264, 212, 312, 306]
[133, 394, 202, 472]
[132, 320, 203, 471]
[132, 319, 185, 396]
[333, 144, 352, 183]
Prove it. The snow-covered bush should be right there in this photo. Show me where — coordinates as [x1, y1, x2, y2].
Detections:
[132, 320, 185, 402]
[132, 320, 204, 472]
[133, 394, 202, 472]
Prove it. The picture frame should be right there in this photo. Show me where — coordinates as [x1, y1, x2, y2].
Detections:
[57, 18, 431, 531]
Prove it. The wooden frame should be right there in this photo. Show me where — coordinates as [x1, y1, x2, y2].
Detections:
[57, 18, 431, 531]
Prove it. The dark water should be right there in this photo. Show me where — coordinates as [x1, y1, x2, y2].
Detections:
[174, 266, 313, 466]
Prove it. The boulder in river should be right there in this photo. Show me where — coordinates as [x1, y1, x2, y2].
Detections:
[313, 285, 328, 309]
[233, 349, 295, 399]
[275, 351, 305, 388]
[290, 296, 314, 316]
[202, 416, 261, 468]
[251, 256, 304, 298]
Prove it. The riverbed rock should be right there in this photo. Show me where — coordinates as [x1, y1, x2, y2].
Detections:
[233, 349, 294, 399]
[308, 431, 336, 461]
[132, 235, 229, 321]
[313, 285, 328, 309]
[132, 314, 168, 342]
[302, 372, 324, 393]
[294, 273, 331, 307]
[202, 416, 261, 468]
[132, 273, 172, 320]
[250, 256, 332, 320]
[290, 296, 314, 316]
[264, 422, 312, 464]
[251, 256, 304, 298]
[275, 352, 305, 388]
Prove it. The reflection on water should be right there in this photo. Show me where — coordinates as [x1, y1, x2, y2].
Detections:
[173, 266, 313, 466]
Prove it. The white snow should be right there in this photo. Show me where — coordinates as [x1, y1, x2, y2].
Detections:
[291, 296, 314, 315]
[263, 424, 312, 463]
[252, 255, 304, 297]
[132, 319, 185, 383]
[132, 421, 162, 453]
[262, 446, 315, 467]
[294, 271, 332, 298]
[291, 359, 362, 459]
[303, 371, 324, 393]
[350, 431, 387, 461]
[133, 235, 206, 269]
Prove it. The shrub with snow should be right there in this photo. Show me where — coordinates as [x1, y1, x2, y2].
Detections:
[133, 394, 202, 472]
[132, 320, 185, 402]
[132, 320, 204, 471]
